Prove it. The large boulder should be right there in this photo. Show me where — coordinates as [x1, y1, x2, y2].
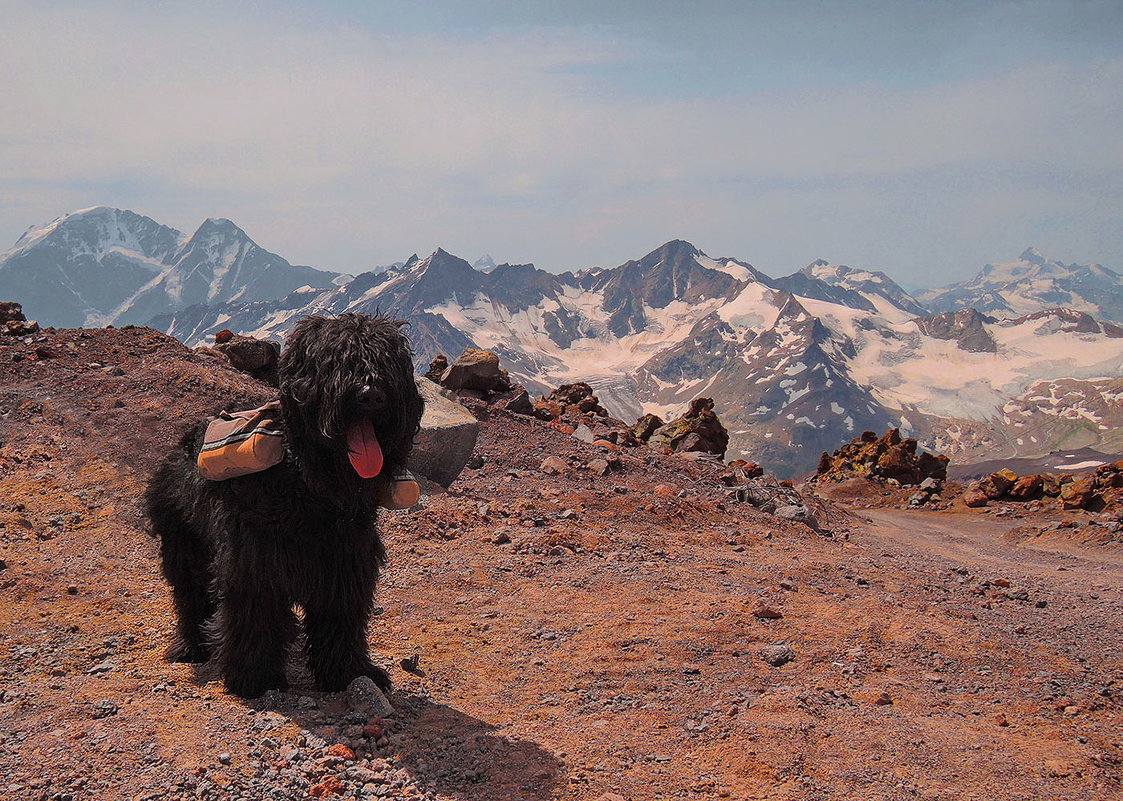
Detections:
[430, 348, 535, 419]
[976, 476, 1005, 500]
[440, 348, 510, 392]
[1, 301, 26, 324]
[875, 439, 922, 483]
[1040, 473, 1064, 497]
[1060, 474, 1097, 510]
[490, 387, 533, 415]
[1095, 462, 1123, 489]
[989, 469, 1019, 496]
[962, 488, 989, 507]
[916, 451, 949, 481]
[1007, 474, 1043, 500]
[531, 398, 564, 421]
[647, 397, 729, 458]
[409, 378, 482, 487]
[632, 413, 664, 442]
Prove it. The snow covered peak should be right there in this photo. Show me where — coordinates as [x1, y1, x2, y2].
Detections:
[0, 207, 342, 328]
[190, 217, 251, 243]
[6, 207, 183, 259]
[801, 260, 871, 283]
[801, 260, 856, 283]
[782, 259, 927, 317]
[472, 253, 498, 273]
[925, 248, 1123, 323]
[803, 258, 838, 272]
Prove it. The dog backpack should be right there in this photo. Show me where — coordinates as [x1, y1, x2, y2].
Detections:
[197, 402, 285, 481]
[196, 402, 423, 510]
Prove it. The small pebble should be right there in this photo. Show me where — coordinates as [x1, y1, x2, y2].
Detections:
[760, 644, 794, 667]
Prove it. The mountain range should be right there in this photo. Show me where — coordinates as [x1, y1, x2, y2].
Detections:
[3, 207, 1122, 475]
[0, 207, 343, 328]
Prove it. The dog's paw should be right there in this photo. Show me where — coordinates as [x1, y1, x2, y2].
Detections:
[315, 662, 393, 694]
[224, 670, 288, 700]
[166, 639, 209, 664]
[363, 664, 393, 694]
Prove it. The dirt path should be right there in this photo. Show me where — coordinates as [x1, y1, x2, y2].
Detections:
[861, 508, 1123, 599]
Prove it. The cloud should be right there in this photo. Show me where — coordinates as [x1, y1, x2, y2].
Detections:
[1, 1, 1120, 283]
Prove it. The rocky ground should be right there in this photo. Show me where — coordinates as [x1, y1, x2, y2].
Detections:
[0, 325, 1121, 800]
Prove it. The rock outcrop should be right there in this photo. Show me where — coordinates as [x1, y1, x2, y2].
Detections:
[425, 350, 533, 416]
[912, 308, 998, 353]
[533, 383, 609, 420]
[439, 348, 505, 392]
[816, 429, 949, 485]
[646, 398, 729, 459]
[531, 387, 733, 461]
[529, 382, 640, 448]
[958, 461, 1123, 510]
[1, 301, 39, 337]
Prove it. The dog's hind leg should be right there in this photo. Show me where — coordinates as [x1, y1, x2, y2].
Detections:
[302, 586, 390, 693]
[149, 497, 214, 664]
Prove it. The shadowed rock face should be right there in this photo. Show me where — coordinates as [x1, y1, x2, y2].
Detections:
[912, 309, 997, 353]
[410, 378, 481, 487]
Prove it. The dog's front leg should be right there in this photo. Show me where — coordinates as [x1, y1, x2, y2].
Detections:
[303, 589, 390, 694]
[210, 581, 293, 699]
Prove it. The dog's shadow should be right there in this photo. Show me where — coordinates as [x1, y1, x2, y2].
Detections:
[186, 656, 564, 800]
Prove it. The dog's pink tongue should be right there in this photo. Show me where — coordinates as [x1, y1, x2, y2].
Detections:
[346, 421, 384, 478]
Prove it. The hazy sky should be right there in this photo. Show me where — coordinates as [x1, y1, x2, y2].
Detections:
[2, 0, 1121, 285]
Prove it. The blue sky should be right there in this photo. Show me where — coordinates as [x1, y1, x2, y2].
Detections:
[1, 0, 1121, 284]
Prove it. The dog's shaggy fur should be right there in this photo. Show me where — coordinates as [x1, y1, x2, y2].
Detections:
[145, 314, 424, 698]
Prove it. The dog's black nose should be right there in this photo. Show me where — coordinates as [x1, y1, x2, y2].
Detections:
[356, 385, 387, 410]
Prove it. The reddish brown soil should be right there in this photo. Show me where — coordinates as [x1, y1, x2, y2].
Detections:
[1, 326, 1120, 800]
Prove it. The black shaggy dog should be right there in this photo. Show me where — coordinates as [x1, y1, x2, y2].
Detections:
[145, 314, 424, 698]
